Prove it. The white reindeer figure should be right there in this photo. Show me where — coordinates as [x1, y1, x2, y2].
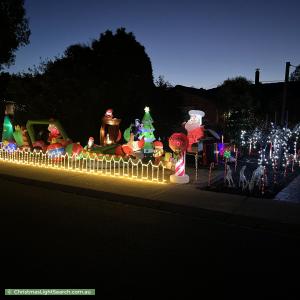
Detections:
[249, 165, 265, 192]
[225, 165, 235, 187]
[239, 165, 249, 190]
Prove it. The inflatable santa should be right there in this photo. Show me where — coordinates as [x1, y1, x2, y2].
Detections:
[184, 110, 205, 152]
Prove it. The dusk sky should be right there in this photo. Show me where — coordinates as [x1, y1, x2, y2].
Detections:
[5, 0, 300, 89]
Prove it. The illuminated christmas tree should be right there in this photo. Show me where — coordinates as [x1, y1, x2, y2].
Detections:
[141, 106, 155, 154]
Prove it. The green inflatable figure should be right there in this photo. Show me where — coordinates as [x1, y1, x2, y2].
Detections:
[2, 115, 14, 142]
[12, 125, 24, 146]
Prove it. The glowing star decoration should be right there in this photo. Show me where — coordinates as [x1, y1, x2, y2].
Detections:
[144, 106, 150, 113]
[169, 133, 189, 184]
[184, 110, 205, 152]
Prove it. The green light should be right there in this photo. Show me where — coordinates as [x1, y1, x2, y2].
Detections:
[2, 116, 14, 141]
[224, 150, 231, 159]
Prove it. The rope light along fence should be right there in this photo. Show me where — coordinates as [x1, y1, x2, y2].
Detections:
[0, 148, 167, 184]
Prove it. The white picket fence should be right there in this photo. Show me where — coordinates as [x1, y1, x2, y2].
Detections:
[0, 148, 167, 184]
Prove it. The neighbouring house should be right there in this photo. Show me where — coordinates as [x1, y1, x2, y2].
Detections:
[172, 85, 218, 127]
[253, 81, 300, 125]
[171, 80, 300, 127]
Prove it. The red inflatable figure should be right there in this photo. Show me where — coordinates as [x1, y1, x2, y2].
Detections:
[184, 110, 205, 152]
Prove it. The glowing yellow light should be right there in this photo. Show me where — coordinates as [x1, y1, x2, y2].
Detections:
[0, 147, 168, 184]
[106, 133, 112, 145]
[144, 106, 150, 113]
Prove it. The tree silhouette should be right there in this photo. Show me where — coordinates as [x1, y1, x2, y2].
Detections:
[4, 28, 155, 144]
[290, 65, 300, 81]
[217, 76, 258, 142]
[217, 76, 255, 110]
[155, 75, 173, 90]
[0, 0, 30, 69]
[89, 27, 154, 113]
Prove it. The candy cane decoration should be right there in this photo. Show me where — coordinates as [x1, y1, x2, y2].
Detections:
[261, 166, 266, 196]
[169, 133, 189, 184]
[208, 162, 215, 187]
[195, 152, 199, 181]
[234, 149, 238, 172]
[273, 161, 277, 185]
[224, 158, 228, 183]
[175, 151, 186, 176]
[284, 163, 288, 178]
[215, 143, 219, 164]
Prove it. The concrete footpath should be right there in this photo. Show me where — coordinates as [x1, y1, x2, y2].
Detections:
[1, 160, 300, 232]
[275, 175, 300, 203]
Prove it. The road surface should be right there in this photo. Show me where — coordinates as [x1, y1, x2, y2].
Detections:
[1, 177, 299, 297]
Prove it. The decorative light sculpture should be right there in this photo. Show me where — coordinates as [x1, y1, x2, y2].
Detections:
[169, 133, 189, 184]
[141, 106, 155, 154]
[184, 110, 205, 152]
[0, 147, 167, 184]
[100, 109, 122, 146]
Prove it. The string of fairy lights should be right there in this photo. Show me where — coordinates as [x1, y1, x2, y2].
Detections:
[0, 148, 167, 184]
[240, 122, 300, 170]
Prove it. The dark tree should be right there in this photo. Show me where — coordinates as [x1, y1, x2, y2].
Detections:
[0, 0, 30, 69]
[216, 76, 259, 142]
[290, 65, 300, 81]
[217, 76, 254, 110]
[155, 75, 173, 90]
[90, 27, 154, 113]
[0, 71, 11, 98]
[6, 28, 155, 144]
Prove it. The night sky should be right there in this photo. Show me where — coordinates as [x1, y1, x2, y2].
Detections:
[5, 0, 300, 89]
